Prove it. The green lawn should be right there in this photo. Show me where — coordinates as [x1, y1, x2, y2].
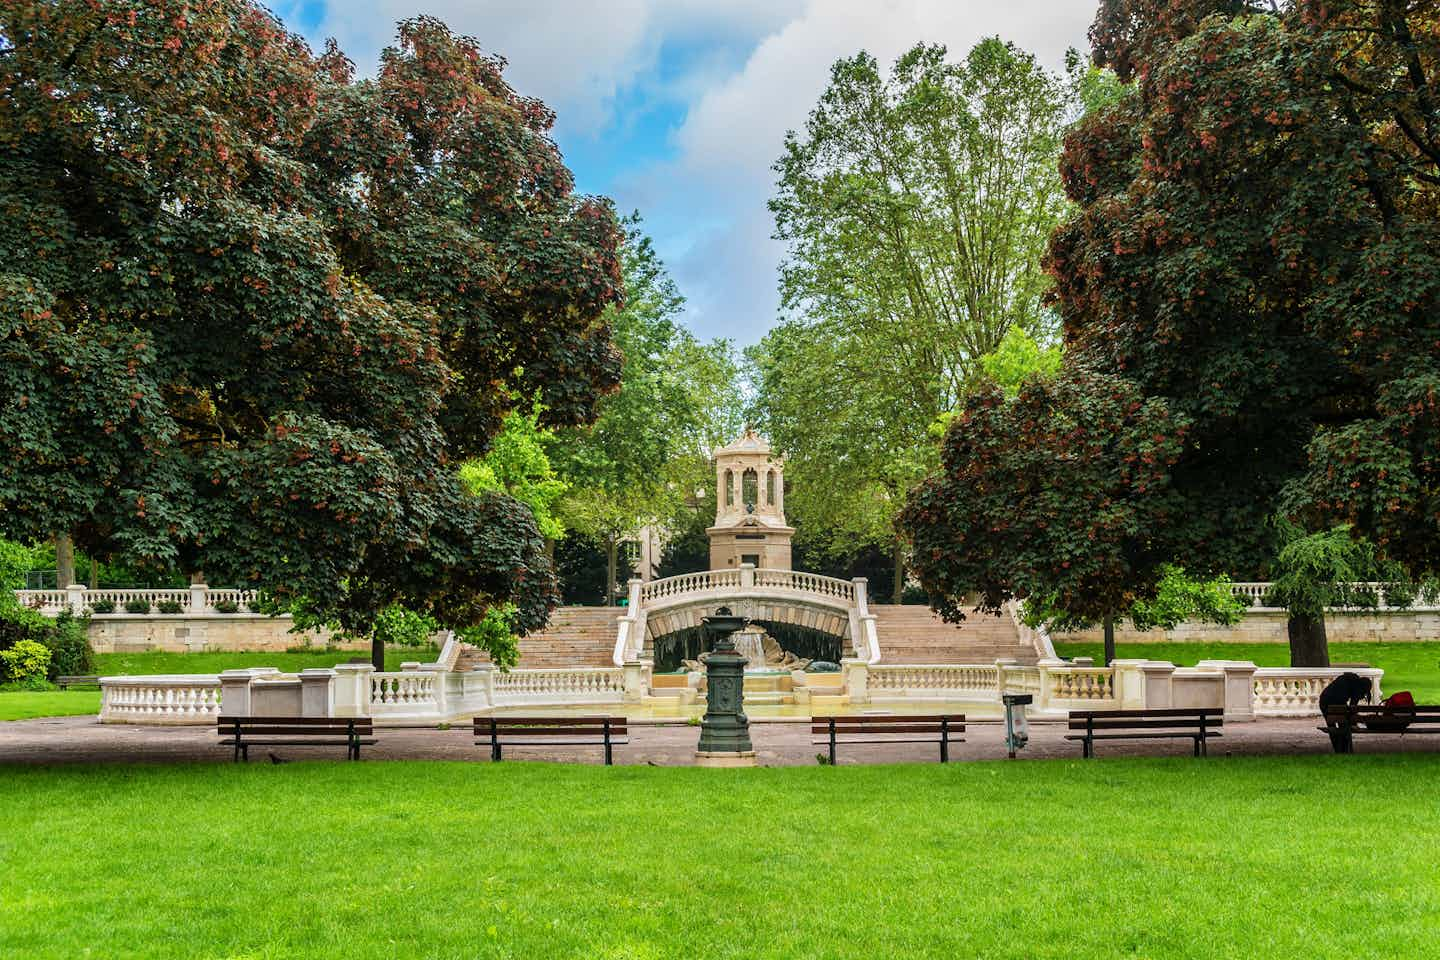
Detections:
[1054, 640, 1440, 701]
[0, 691, 101, 721]
[92, 645, 438, 676]
[1, 758, 1437, 958]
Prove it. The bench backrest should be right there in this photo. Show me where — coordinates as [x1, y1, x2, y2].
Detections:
[811, 715, 965, 736]
[217, 716, 373, 735]
[477, 716, 627, 737]
[1326, 704, 1440, 722]
[1068, 708, 1222, 732]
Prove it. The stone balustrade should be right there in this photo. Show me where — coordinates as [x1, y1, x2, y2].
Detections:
[868, 664, 999, 696]
[16, 584, 258, 616]
[492, 667, 626, 705]
[371, 672, 439, 712]
[1227, 581, 1440, 611]
[99, 675, 223, 724]
[1046, 666, 1115, 703]
[640, 570, 741, 602]
[1252, 667, 1384, 717]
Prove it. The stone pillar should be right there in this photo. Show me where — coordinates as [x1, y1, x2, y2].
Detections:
[1110, 659, 1150, 710]
[994, 658, 1017, 699]
[299, 668, 337, 718]
[739, 562, 755, 589]
[852, 577, 868, 609]
[623, 660, 648, 704]
[219, 669, 257, 718]
[1139, 661, 1176, 710]
[1197, 660, 1258, 723]
[332, 663, 375, 718]
[842, 657, 869, 704]
[66, 584, 86, 616]
[188, 582, 210, 615]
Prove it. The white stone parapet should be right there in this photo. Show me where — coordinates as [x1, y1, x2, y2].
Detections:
[1252, 666, 1384, 717]
[99, 675, 224, 724]
[16, 585, 258, 616]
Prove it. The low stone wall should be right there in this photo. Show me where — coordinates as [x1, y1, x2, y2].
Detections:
[1055, 609, 1440, 645]
[86, 614, 347, 653]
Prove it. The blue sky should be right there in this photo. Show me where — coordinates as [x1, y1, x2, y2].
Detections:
[271, 1, 1093, 347]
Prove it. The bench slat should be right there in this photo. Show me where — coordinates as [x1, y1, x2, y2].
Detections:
[485, 727, 627, 738]
[1068, 718, 1222, 731]
[1071, 708, 1222, 718]
[217, 725, 371, 736]
[821, 715, 963, 725]
[810, 723, 963, 735]
[1065, 732, 1223, 741]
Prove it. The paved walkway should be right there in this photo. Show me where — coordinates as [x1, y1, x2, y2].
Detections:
[3, 715, 1437, 766]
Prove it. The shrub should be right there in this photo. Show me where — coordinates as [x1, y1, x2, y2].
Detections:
[0, 639, 52, 689]
[372, 605, 439, 648]
[213, 600, 240, 613]
[124, 598, 152, 614]
[157, 600, 183, 614]
[45, 612, 93, 680]
[90, 599, 116, 614]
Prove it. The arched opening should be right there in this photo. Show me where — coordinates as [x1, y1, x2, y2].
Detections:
[742, 468, 758, 511]
[765, 469, 776, 507]
[649, 619, 845, 672]
[724, 469, 734, 506]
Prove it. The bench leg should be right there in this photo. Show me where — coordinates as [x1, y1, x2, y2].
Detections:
[829, 720, 837, 766]
[1083, 737, 1093, 759]
[604, 738, 613, 766]
[241, 744, 249, 763]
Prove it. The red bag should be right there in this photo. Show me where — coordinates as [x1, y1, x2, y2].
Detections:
[1384, 691, 1416, 709]
[1362, 691, 1416, 732]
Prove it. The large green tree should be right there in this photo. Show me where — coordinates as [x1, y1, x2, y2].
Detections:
[547, 219, 740, 602]
[0, 6, 624, 668]
[753, 38, 1073, 599]
[907, 0, 1440, 666]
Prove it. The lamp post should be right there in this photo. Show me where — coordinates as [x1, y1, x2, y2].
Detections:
[696, 606, 757, 767]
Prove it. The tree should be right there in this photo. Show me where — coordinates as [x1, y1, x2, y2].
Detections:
[899, 368, 1190, 663]
[547, 218, 740, 603]
[755, 38, 1073, 598]
[0, 7, 625, 670]
[1034, 0, 1440, 664]
[459, 410, 568, 543]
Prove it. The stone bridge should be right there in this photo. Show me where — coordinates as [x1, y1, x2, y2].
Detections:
[611, 565, 879, 666]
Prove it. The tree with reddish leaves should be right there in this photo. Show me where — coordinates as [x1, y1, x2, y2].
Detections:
[0, 5, 624, 667]
[907, 0, 1440, 666]
[902, 369, 1188, 664]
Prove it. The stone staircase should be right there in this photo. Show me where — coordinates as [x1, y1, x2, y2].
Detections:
[870, 604, 1039, 665]
[453, 606, 622, 671]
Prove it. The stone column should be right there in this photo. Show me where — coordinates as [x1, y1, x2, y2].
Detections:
[622, 660, 649, 704]
[66, 584, 87, 616]
[300, 668, 337, 718]
[739, 562, 755, 589]
[188, 581, 210, 615]
[1197, 660, 1258, 722]
[332, 663, 375, 717]
[219, 669, 257, 718]
[842, 657, 869, 704]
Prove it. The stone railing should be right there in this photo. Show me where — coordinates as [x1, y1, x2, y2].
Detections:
[1046, 666, 1115, 703]
[640, 570, 742, 602]
[1228, 582, 1440, 611]
[16, 584, 258, 616]
[492, 667, 626, 706]
[752, 569, 856, 600]
[99, 675, 223, 724]
[370, 672, 439, 714]
[868, 664, 998, 697]
[1252, 667, 1384, 717]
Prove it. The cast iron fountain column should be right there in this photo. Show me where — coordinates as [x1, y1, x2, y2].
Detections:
[695, 606, 757, 767]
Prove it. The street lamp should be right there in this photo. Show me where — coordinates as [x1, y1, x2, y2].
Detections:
[695, 606, 757, 767]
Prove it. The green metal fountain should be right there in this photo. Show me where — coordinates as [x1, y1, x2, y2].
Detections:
[695, 606, 757, 767]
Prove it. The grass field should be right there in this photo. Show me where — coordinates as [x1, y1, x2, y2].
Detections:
[0, 691, 101, 721]
[92, 645, 438, 676]
[1052, 640, 1440, 701]
[1, 757, 1437, 959]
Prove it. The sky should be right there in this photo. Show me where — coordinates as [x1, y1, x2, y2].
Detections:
[274, 1, 1095, 347]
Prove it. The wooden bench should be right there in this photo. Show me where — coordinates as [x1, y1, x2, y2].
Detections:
[217, 716, 375, 762]
[1067, 708, 1223, 758]
[811, 714, 966, 765]
[1321, 704, 1440, 753]
[476, 716, 628, 765]
[56, 675, 99, 690]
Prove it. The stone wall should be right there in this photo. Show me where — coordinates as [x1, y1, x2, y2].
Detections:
[1054, 609, 1440, 645]
[86, 614, 351, 653]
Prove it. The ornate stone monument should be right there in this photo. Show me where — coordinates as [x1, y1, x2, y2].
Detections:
[695, 606, 757, 767]
[708, 430, 793, 571]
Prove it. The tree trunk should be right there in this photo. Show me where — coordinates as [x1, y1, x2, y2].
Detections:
[371, 634, 385, 673]
[1287, 612, 1330, 667]
[54, 533, 75, 588]
[1102, 616, 1116, 667]
[892, 539, 905, 604]
[606, 536, 618, 607]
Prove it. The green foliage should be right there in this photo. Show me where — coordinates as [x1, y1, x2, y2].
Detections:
[459, 411, 568, 542]
[89, 599, 116, 614]
[0, 7, 625, 643]
[458, 604, 520, 670]
[156, 600, 183, 615]
[977, 327, 1062, 398]
[213, 600, 239, 614]
[44, 612, 93, 679]
[755, 38, 1072, 562]
[123, 599, 152, 615]
[1026, 563, 1245, 633]
[0, 639, 52, 690]
[0, 538, 48, 590]
[371, 605, 438, 649]
[1267, 522, 1404, 620]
